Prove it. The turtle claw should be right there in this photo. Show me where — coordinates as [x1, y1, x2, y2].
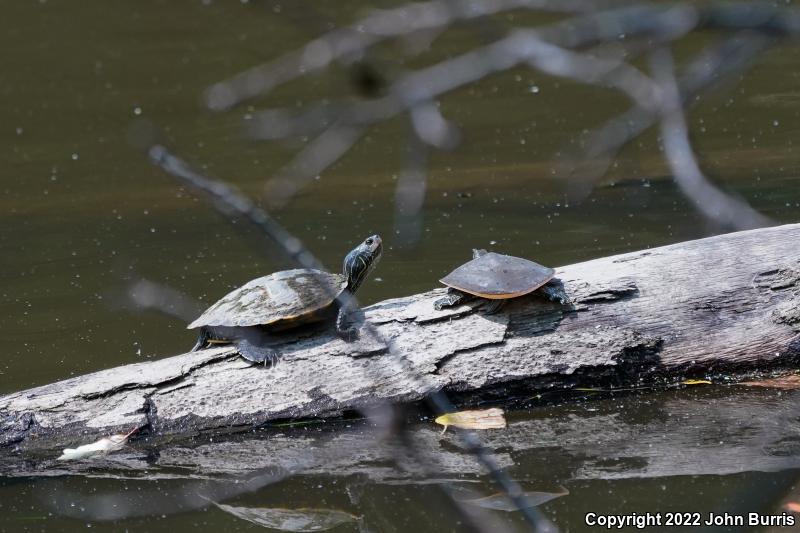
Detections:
[433, 297, 450, 311]
[434, 289, 468, 310]
[337, 326, 360, 343]
[261, 352, 280, 368]
[236, 338, 280, 367]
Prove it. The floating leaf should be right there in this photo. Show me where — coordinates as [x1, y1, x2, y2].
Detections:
[57, 427, 138, 461]
[209, 502, 359, 532]
[741, 375, 800, 390]
[435, 408, 506, 433]
[682, 379, 712, 385]
[460, 487, 569, 512]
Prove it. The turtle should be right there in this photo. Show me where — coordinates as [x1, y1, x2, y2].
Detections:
[188, 235, 383, 364]
[434, 249, 568, 313]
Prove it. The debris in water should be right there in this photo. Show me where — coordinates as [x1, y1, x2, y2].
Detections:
[435, 408, 506, 433]
[459, 486, 569, 511]
[741, 374, 800, 389]
[784, 501, 800, 513]
[682, 379, 712, 385]
[204, 500, 360, 532]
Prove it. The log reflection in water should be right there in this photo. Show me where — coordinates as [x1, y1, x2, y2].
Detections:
[15, 387, 800, 523]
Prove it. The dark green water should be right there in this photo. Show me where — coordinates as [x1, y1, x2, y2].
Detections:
[2, 1, 800, 531]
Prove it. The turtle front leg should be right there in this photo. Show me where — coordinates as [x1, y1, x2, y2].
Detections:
[434, 289, 473, 310]
[482, 299, 506, 314]
[540, 278, 570, 305]
[335, 291, 364, 342]
[336, 305, 364, 342]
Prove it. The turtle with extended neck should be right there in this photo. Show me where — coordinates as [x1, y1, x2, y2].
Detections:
[189, 235, 383, 364]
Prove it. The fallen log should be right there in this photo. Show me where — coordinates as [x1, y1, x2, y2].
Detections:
[2, 224, 799, 451]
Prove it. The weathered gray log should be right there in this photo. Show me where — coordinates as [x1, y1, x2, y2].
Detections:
[2, 224, 799, 452]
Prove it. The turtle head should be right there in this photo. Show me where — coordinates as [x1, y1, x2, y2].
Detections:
[343, 235, 382, 292]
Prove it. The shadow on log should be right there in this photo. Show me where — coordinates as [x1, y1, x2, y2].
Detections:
[1, 224, 799, 453]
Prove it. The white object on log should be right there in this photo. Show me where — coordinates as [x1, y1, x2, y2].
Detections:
[57, 429, 135, 461]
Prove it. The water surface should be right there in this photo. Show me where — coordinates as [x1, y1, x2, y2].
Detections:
[1, 1, 800, 531]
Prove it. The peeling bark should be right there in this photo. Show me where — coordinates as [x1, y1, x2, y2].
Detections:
[1, 224, 799, 452]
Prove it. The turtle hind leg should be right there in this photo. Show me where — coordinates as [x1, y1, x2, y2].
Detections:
[541, 279, 570, 305]
[191, 328, 210, 351]
[434, 289, 472, 310]
[236, 338, 280, 367]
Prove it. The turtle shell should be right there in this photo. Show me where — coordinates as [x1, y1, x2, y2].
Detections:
[187, 268, 346, 329]
[440, 252, 554, 299]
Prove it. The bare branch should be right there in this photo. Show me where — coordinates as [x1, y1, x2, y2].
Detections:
[148, 145, 324, 270]
[246, 101, 343, 141]
[263, 123, 366, 208]
[217, 2, 800, 223]
[394, 125, 430, 248]
[204, 0, 606, 111]
[519, 38, 662, 111]
[410, 101, 460, 149]
[127, 279, 203, 323]
[651, 48, 774, 230]
[253, 8, 698, 206]
[561, 32, 774, 193]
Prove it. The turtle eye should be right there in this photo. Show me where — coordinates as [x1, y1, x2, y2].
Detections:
[365, 238, 373, 246]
